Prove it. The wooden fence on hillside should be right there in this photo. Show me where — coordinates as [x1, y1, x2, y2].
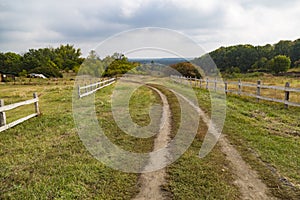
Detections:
[170, 75, 300, 108]
[78, 78, 116, 98]
[0, 93, 40, 132]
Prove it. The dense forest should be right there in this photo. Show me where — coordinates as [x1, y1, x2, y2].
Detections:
[194, 39, 300, 75]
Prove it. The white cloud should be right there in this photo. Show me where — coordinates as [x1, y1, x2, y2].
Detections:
[120, 0, 146, 18]
[0, 0, 299, 56]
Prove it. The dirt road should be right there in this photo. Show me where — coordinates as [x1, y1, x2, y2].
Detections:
[134, 85, 275, 199]
[171, 89, 275, 200]
[133, 86, 172, 200]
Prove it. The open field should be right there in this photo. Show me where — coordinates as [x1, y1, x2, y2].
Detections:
[225, 73, 300, 88]
[1, 75, 300, 199]
[0, 82, 239, 199]
[1, 83, 142, 199]
[173, 73, 300, 107]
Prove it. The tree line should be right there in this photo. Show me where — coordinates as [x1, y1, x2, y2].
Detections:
[0, 47, 138, 78]
[78, 51, 138, 77]
[0, 44, 84, 78]
[194, 39, 300, 75]
[1, 38, 300, 79]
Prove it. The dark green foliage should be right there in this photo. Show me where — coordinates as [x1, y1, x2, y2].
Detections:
[79, 50, 106, 77]
[0, 52, 22, 74]
[194, 38, 300, 74]
[170, 62, 201, 78]
[270, 55, 291, 74]
[251, 57, 268, 72]
[78, 52, 137, 77]
[197, 44, 259, 73]
[103, 54, 135, 77]
[54, 44, 84, 71]
[257, 44, 275, 60]
[290, 39, 300, 66]
[0, 45, 83, 77]
[274, 40, 292, 56]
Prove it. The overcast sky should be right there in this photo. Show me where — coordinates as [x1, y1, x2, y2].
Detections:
[1, 0, 300, 57]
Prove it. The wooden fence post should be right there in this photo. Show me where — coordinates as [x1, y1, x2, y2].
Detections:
[206, 78, 209, 90]
[85, 83, 87, 93]
[200, 79, 202, 88]
[257, 80, 261, 102]
[238, 79, 241, 95]
[90, 80, 92, 92]
[284, 82, 290, 109]
[214, 78, 217, 92]
[0, 99, 7, 127]
[33, 93, 40, 115]
[78, 86, 81, 98]
[225, 81, 228, 95]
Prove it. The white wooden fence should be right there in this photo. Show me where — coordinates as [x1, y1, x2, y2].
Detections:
[78, 78, 116, 98]
[0, 92, 40, 132]
[170, 75, 300, 108]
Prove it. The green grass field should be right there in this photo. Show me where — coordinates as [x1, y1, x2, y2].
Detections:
[1, 75, 300, 199]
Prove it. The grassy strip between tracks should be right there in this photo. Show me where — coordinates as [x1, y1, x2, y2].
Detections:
[151, 84, 240, 200]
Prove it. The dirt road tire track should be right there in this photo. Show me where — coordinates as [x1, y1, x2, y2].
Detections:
[133, 86, 172, 200]
[170, 89, 276, 200]
[132, 83, 275, 200]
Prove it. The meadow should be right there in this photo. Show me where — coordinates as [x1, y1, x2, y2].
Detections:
[0, 74, 300, 199]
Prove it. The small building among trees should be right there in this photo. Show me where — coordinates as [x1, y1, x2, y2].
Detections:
[0, 72, 16, 82]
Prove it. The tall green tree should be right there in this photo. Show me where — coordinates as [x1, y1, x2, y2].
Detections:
[256, 44, 274, 60]
[251, 57, 268, 71]
[202, 44, 258, 73]
[103, 54, 135, 77]
[170, 62, 201, 78]
[270, 55, 291, 74]
[54, 44, 84, 71]
[290, 39, 300, 67]
[274, 40, 292, 56]
[0, 52, 22, 74]
[22, 48, 56, 71]
[79, 50, 105, 77]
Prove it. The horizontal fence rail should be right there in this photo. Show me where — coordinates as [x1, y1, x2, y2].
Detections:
[78, 78, 116, 98]
[170, 75, 300, 108]
[0, 92, 40, 132]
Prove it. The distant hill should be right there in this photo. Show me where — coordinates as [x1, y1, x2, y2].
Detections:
[193, 38, 300, 74]
[129, 58, 192, 65]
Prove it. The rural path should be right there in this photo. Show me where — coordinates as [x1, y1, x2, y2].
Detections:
[219, 136, 275, 200]
[171, 89, 276, 200]
[132, 83, 275, 200]
[133, 86, 172, 200]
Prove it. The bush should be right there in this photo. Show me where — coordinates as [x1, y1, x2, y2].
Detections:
[170, 62, 201, 78]
[270, 55, 291, 74]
